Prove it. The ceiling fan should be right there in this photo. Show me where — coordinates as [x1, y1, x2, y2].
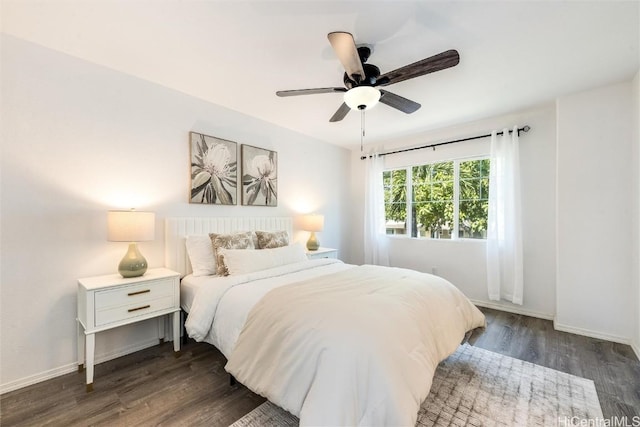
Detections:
[276, 31, 460, 122]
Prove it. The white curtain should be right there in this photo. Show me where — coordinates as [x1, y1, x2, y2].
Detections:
[486, 127, 523, 304]
[363, 152, 389, 266]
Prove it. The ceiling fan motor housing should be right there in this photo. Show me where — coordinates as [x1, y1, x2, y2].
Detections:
[343, 63, 381, 88]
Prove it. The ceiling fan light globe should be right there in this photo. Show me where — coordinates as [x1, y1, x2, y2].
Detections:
[344, 86, 381, 111]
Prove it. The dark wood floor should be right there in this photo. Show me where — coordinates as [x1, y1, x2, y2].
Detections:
[1, 308, 639, 426]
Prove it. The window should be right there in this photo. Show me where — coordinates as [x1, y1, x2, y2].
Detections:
[383, 158, 490, 239]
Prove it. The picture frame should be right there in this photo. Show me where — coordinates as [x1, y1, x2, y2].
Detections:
[241, 144, 278, 206]
[189, 131, 237, 205]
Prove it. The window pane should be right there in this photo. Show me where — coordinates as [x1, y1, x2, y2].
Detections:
[413, 201, 453, 239]
[458, 159, 490, 238]
[412, 165, 429, 183]
[412, 161, 453, 239]
[384, 169, 407, 235]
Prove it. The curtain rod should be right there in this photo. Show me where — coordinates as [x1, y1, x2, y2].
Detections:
[360, 125, 531, 160]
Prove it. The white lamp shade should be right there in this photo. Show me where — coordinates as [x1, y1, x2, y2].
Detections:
[344, 86, 381, 110]
[107, 210, 155, 242]
[301, 214, 324, 232]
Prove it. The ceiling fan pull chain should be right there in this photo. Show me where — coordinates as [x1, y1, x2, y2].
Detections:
[360, 107, 365, 152]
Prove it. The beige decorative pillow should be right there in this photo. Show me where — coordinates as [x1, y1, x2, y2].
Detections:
[209, 231, 255, 275]
[255, 230, 289, 249]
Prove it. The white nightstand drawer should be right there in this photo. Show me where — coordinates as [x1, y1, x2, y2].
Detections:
[306, 247, 338, 260]
[95, 294, 175, 326]
[94, 278, 174, 310]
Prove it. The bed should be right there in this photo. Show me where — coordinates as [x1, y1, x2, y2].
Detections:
[165, 217, 486, 426]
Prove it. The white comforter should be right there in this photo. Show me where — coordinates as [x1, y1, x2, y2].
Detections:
[224, 263, 485, 426]
[185, 259, 350, 356]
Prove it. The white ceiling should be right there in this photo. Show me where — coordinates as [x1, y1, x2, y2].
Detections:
[2, 1, 639, 149]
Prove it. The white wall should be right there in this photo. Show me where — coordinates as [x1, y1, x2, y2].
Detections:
[555, 81, 635, 343]
[0, 35, 352, 392]
[633, 70, 640, 358]
[349, 104, 558, 319]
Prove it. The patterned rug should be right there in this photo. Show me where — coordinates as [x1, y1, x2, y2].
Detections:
[230, 344, 603, 426]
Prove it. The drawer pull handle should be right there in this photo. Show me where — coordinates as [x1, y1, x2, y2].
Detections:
[128, 305, 150, 313]
[128, 289, 150, 296]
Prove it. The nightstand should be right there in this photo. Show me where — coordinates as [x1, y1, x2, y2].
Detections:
[77, 268, 181, 392]
[306, 247, 338, 260]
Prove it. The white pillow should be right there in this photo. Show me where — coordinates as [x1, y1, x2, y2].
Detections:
[209, 231, 256, 276]
[185, 235, 216, 276]
[220, 243, 307, 276]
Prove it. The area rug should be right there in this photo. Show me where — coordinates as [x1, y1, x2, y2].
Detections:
[229, 344, 603, 426]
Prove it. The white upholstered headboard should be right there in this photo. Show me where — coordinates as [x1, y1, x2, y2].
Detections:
[164, 217, 293, 277]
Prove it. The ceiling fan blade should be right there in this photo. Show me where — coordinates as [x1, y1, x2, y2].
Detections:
[327, 32, 366, 83]
[276, 87, 347, 97]
[376, 49, 460, 87]
[379, 90, 421, 114]
[329, 102, 350, 122]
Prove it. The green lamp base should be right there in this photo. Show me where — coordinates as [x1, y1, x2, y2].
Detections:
[118, 242, 148, 278]
[306, 231, 319, 251]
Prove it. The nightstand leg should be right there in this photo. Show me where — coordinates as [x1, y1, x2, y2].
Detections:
[158, 316, 165, 343]
[85, 333, 95, 392]
[77, 319, 85, 372]
[172, 311, 181, 356]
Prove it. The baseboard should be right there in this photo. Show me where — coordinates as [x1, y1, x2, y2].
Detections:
[629, 340, 640, 361]
[0, 337, 161, 395]
[553, 321, 631, 346]
[470, 299, 555, 321]
[0, 361, 79, 396]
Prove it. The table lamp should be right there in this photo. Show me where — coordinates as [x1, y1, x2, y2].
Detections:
[107, 209, 155, 278]
[301, 214, 324, 251]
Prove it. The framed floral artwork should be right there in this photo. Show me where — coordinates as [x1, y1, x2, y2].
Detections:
[241, 144, 277, 206]
[190, 132, 237, 205]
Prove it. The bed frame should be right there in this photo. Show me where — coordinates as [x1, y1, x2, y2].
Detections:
[164, 216, 294, 277]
